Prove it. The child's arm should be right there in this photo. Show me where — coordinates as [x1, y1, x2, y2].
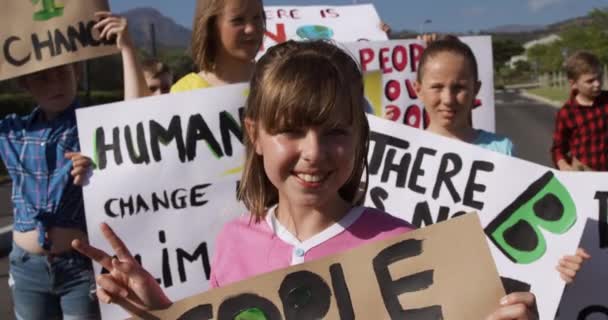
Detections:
[556, 247, 590, 283]
[94, 12, 152, 100]
[72, 223, 172, 312]
[551, 108, 574, 170]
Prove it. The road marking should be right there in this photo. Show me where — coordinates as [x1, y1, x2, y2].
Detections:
[0, 224, 12, 234]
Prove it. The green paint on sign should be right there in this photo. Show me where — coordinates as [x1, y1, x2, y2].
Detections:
[32, 0, 64, 21]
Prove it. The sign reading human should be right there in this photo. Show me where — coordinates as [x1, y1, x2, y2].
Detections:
[0, 0, 118, 80]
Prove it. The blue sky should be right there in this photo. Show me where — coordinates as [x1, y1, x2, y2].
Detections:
[109, 0, 608, 32]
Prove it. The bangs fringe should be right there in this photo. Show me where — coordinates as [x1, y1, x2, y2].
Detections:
[259, 55, 354, 133]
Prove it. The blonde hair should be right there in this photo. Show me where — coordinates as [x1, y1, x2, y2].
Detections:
[564, 51, 602, 81]
[239, 40, 369, 221]
[191, 0, 264, 72]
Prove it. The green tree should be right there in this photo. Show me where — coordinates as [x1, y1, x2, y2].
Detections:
[492, 39, 524, 71]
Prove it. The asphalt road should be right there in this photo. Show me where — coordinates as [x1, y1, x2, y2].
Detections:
[494, 89, 558, 167]
[0, 89, 560, 319]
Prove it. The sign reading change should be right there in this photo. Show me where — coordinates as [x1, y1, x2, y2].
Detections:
[0, 0, 118, 80]
[142, 214, 504, 320]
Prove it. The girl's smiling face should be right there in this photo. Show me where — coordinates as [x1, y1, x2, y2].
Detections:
[250, 121, 356, 210]
[215, 0, 265, 62]
[415, 51, 481, 132]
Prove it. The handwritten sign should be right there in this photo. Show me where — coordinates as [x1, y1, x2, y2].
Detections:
[144, 214, 504, 320]
[261, 4, 388, 55]
[344, 37, 496, 132]
[0, 0, 118, 80]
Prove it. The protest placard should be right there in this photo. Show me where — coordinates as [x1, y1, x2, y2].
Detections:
[0, 0, 118, 80]
[77, 85, 249, 319]
[142, 214, 504, 320]
[261, 4, 388, 55]
[344, 36, 496, 132]
[364, 115, 607, 319]
[77, 76, 601, 320]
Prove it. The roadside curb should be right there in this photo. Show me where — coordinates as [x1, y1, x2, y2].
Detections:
[520, 90, 563, 109]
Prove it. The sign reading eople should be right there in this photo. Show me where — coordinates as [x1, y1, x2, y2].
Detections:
[0, 0, 118, 81]
[142, 214, 504, 320]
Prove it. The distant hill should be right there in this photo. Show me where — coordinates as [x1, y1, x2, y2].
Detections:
[121, 7, 598, 49]
[122, 7, 192, 50]
[483, 24, 545, 34]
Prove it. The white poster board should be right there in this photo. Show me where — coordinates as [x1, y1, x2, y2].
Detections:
[261, 4, 388, 54]
[364, 115, 604, 320]
[343, 36, 495, 132]
[77, 85, 248, 319]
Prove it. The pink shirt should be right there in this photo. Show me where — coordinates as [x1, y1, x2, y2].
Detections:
[210, 206, 414, 288]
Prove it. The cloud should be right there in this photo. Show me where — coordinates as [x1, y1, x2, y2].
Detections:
[528, 0, 562, 11]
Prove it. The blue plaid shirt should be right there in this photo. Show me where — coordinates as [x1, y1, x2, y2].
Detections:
[0, 101, 85, 249]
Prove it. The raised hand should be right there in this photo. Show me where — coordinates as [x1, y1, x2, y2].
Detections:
[557, 247, 591, 283]
[485, 292, 537, 320]
[72, 223, 172, 315]
[94, 11, 133, 50]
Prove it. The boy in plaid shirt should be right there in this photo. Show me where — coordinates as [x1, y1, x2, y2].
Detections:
[551, 51, 608, 171]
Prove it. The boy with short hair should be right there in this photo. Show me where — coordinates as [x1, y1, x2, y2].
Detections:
[551, 50, 608, 171]
[8, 63, 101, 319]
[141, 58, 173, 95]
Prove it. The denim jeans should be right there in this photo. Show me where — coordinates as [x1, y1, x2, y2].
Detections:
[8, 242, 101, 320]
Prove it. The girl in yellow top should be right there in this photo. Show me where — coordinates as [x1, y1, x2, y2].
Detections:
[171, 0, 265, 92]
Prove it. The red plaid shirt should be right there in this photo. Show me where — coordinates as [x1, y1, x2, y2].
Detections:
[551, 90, 608, 171]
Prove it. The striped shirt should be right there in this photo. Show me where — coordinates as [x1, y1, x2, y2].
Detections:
[0, 101, 85, 249]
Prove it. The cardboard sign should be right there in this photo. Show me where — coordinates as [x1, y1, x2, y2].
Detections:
[344, 37, 496, 132]
[261, 4, 388, 55]
[0, 0, 118, 80]
[141, 214, 504, 320]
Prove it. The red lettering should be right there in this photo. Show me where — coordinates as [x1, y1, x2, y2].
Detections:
[410, 43, 425, 72]
[392, 45, 408, 72]
[385, 80, 401, 102]
[290, 9, 301, 19]
[262, 23, 287, 50]
[385, 105, 401, 122]
[359, 48, 374, 72]
[379, 47, 392, 74]
[405, 79, 418, 99]
[473, 99, 482, 109]
[404, 105, 422, 128]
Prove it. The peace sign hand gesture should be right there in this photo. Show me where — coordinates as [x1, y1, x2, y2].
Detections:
[72, 223, 172, 316]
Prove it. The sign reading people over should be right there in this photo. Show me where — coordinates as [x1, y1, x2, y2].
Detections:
[143, 214, 504, 320]
[0, 0, 118, 81]
[364, 115, 608, 319]
[261, 4, 388, 55]
[343, 37, 496, 132]
[76, 85, 249, 319]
